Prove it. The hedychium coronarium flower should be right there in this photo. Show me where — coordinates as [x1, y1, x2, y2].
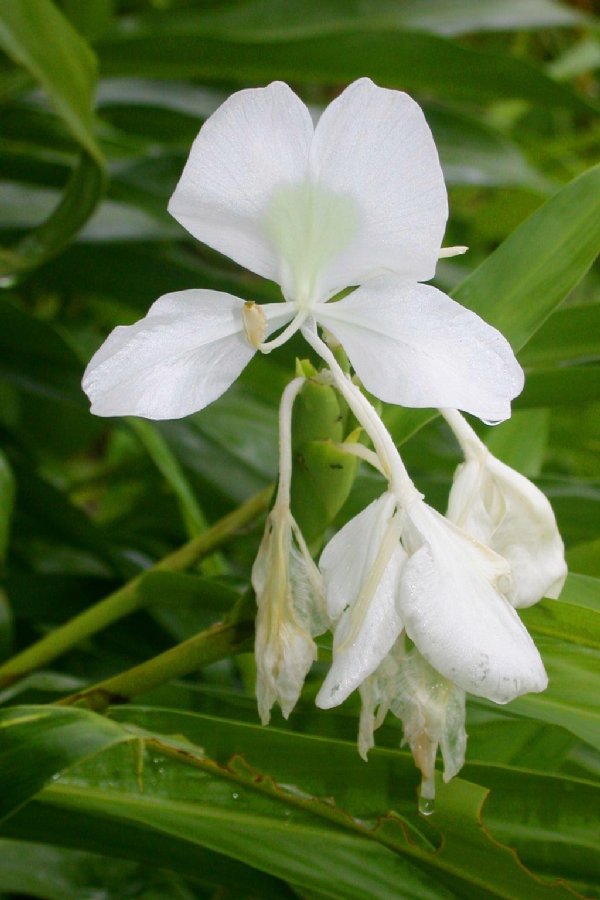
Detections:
[358, 640, 466, 813]
[304, 328, 547, 712]
[306, 332, 548, 801]
[82, 78, 523, 424]
[441, 407, 567, 607]
[252, 376, 328, 725]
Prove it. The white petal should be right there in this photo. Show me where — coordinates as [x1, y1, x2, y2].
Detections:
[445, 414, 567, 607]
[398, 500, 547, 704]
[317, 544, 405, 710]
[168, 82, 313, 282]
[478, 455, 567, 607]
[82, 291, 292, 419]
[309, 78, 447, 291]
[317, 494, 406, 709]
[319, 493, 397, 621]
[317, 276, 524, 422]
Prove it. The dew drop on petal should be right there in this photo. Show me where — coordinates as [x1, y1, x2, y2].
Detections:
[418, 794, 435, 816]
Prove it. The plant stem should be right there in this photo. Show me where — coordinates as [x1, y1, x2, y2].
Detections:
[0, 487, 272, 688]
[57, 593, 256, 712]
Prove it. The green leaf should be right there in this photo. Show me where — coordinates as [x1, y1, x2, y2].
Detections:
[510, 641, 600, 752]
[0, 449, 15, 570]
[519, 303, 600, 367]
[0, 0, 100, 159]
[0, 838, 212, 900]
[128, 418, 210, 541]
[0, 705, 132, 823]
[156, 0, 587, 40]
[521, 599, 600, 651]
[484, 409, 549, 476]
[97, 24, 595, 113]
[1, 706, 587, 898]
[0, 300, 83, 405]
[426, 106, 550, 192]
[460, 164, 600, 348]
[515, 365, 600, 409]
[0, 0, 105, 278]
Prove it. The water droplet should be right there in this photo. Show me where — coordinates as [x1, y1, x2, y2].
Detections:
[482, 418, 502, 427]
[418, 795, 435, 816]
[232, 792, 239, 800]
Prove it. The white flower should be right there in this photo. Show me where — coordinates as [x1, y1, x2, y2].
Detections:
[82, 78, 523, 423]
[252, 503, 327, 725]
[443, 408, 567, 607]
[317, 490, 547, 710]
[358, 642, 466, 806]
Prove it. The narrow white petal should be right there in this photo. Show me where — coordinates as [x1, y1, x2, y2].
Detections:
[309, 78, 447, 292]
[82, 292, 292, 419]
[319, 493, 397, 621]
[317, 545, 405, 710]
[317, 494, 406, 709]
[398, 500, 547, 704]
[317, 276, 524, 422]
[168, 82, 313, 283]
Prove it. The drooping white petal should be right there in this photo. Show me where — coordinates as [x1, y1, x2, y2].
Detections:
[397, 499, 547, 704]
[316, 494, 406, 709]
[168, 82, 313, 283]
[445, 411, 567, 607]
[309, 78, 448, 291]
[82, 291, 292, 420]
[317, 276, 524, 423]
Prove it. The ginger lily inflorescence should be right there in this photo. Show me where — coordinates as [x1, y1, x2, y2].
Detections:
[82, 78, 566, 809]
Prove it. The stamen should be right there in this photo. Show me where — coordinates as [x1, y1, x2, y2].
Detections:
[334, 442, 388, 478]
[438, 246, 468, 258]
[258, 308, 309, 354]
[242, 301, 267, 348]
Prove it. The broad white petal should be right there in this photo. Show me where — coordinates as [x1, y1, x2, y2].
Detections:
[317, 277, 524, 422]
[83, 291, 292, 419]
[309, 78, 447, 291]
[168, 83, 313, 282]
[319, 492, 397, 621]
[398, 500, 547, 704]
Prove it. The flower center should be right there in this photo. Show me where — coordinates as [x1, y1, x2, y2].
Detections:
[263, 181, 359, 306]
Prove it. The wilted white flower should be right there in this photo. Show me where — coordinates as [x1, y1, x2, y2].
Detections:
[358, 641, 466, 809]
[252, 503, 327, 725]
[443, 408, 567, 607]
[83, 78, 522, 423]
[252, 376, 327, 724]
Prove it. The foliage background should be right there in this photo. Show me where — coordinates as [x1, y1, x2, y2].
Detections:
[0, 0, 599, 897]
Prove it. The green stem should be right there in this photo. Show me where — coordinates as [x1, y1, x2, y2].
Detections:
[0, 487, 272, 688]
[58, 595, 255, 712]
